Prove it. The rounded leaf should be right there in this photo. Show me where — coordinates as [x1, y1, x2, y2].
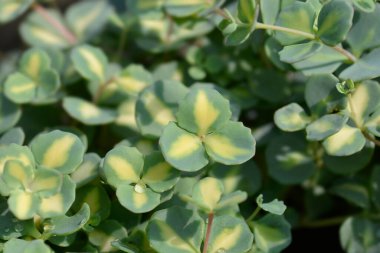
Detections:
[116, 184, 160, 213]
[8, 190, 38, 220]
[3, 239, 52, 253]
[306, 114, 348, 141]
[115, 64, 153, 97]
[204, 121, 255, 165]
[0, 93, 22, 134]
[2, 160, 33, 192]
[192, 177, 224, 213]
[88, 220, 128, 252]
[30, 168, 63, 197]
[71, 153, 101, 188]
[30, 130, 85, 174]
[274, 103, 310, 132]
[0, 0, 33, 23]
[4, 73, 36, 104]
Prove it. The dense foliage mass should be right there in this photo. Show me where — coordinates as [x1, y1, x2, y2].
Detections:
[0, 0, 379, 252]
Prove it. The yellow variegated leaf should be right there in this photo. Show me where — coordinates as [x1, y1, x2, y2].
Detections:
[116, 184, 160, 213]
[29, 168, 63, 197]
[0, 144, 35, 174]
[8, 190, 38, 220]
[0, 0, 33, 23]
[2, 160, 33, 192]
[191, 177, 224, 212]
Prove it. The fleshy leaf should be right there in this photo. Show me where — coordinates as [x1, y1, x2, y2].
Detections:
[279, 42, 322, 63]
[116, 184, 160, 213]
[0, 143, 35, 175]
[30, 130, 85, 174]
[164, 0, 213, 17]
[4, 72, 36, 104]
[274, 103, 310, 132]
[365, 107, 380, 137]
[237, 0, 256, 24]
[317, 0, 354, 46]
[330, 182, 369, 209]
[63, 97, 117, 125]
[136, 80, 188, 137]
[0, 127, 25, 145]
[322, 125, 366, 156]
[256, 194, 287, 215]
[216, 191, 248, 211]
[0, 93, 22, 134]
[71, 44, 108, 83]
[102, 145, 144, 188]
[147, 206, 204, 253]
[29, 168, 62, 197]
[142, 152, 180, 193]
[176, 86, 231, 136]
[204, 121, 255, 165]
[0, 0, 32, 23]
[115, 64, 153, 97]
[224, 25, 252, 46]
[8, 190, 38, 220]
[306, 114, 348, 141]
[208, 216, 253, 253]
[43, 203, 90, 236]
[2, 160, 33, 192]
[352, 0, 376, 12]
[3, 239, 52, 253]
[159, 122, 208, 172]
[191, 177, 224, 213]
[71, 153, 101, 188]
[340, 48, 380, 81]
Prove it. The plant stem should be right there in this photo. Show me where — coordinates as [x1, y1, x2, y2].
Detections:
[362, 130, 380, 147]
[255, 22, 316, 40]
[114, 28, 127, 62]
[93, 78, 115, 104]
[246, 206, 261, 222]
[33, 3, 77, 45]
[332, 45, 357, 63]
[202, 213, 214, 253]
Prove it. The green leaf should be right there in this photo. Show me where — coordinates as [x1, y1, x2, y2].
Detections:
[37, 175, 76, 218]
[8, 190, 38, 220]
[0, 93, 22, 134]
[352, 0, 376, 12]
[224, 25, 252, 46]
[306, 114, 348, 141]
[238, 0, 256, 24]
[3, 72, 35, 103]
[216, 190, 248, 211]
[87, 220, 128, 252]
[164, 0, 213, 17]
[340, 217, 380, 252]
[191, 177, 224, 212]
[204, 121, 255, 165]
[43, 203, 90, 236]
[279, 42, 322, 63]
[102, 145, 144, 188]
[176, 86, 231, 136]
[274, 103, 310, 132]
[30, 130, 85, 174]
[274, 1, 315, 45]
[0, 127, 25, 146]
[116, 184, 160, 213]
[347, 4, 380, 55]
[71, 153, 101, 188]
[208, 216, 253, 253]
[136, 80, 188, 137]
[317, 0, 354, 46]
[371, 165, 380, 209]
[29, 168, 62, 198]
[147, 206, 204, 253]
[330, 182, 369, 209]
[340, 48, 380, 81]
[260, 0, 280, 26]
[71, 44, 108, 83]
[256, 194, 287, 215]
[252, 214, 291, 253]
[3, 239, 52, 253]
[142, 152, 180, 193]
[159, 122, 208, 172]
[322, 125, 366, 156]
[365, 107, 380, 137]
[266, 134, 316, 184]
[63, 97, 117, 125]
[0, 0, 33, 23]
[115, 64, 153, 97]
[66, 0, 112, 40]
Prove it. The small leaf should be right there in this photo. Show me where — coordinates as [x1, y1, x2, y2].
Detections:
[3, 239, 52, 253]
[115, 64, 153, 97]
[87, 220, 128, 252]
[159, 122, 208, 172]
[176, 86, 231, 136]
[2, 160, 33, 192]
[365, 107, 380, 137]
[30, 130, 85, 174]
[147, 206, 204, 253]
[0, 127, 25, 145]
[71, 153, 101, 188]
[191, 177, 224, 213]
[208, 216, 253, 253]
[216, 191, 248, 211]
[256, 194, 287, 215]
[30, 168, 62, 197]
[322, 125, 366, 156]
[252, 214, 291, 253]
[71, 44, 108, 83]
[330, 182, 369, 209]
[204, 121, 255, 165]
[63, 97, 117, 125]
[279, 42, 322, 63]
[224, 25, 252, 46]
[164, 0, 213, 17]
[274, 103, 310, 132]
[8, 190, 38, 220]
[44, 203, 90, 236]
[237, 0, 256, 24]
[0, 0, 33, 23]
[317, 0, 354, 46]
[306, 114, 348, 141]
[352, 0, 376, 12]
[0, 93, 22, 134]
[116, 184, 160, 213]
[340, 48, 380, 81]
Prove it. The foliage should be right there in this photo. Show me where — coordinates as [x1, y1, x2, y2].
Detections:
[0, 0, 379, 252]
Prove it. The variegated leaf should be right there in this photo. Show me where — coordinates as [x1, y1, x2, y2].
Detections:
[159, 122, 208, 172]
[365, 107, 380, 137]
[204, 121, 255, 165]
[3, 239, 52, 253]
[0, 93, 22, 134]
[115, 64, 153, 97]
[306, 114, 348, 141]
[8, 190, 38, 220]
[207, 216, 253, 253]
[71, 44, 108, 83]
[63, 97, 117, 125]
[176, 86, 231, 136]
[29, 168, 63, 198]
[30, 130, 85, 174]
[71, 153, 101, 188]
[191, 177, 224, 213]
[136, 80, 188, 137]
[116, 183, 160, 213]
[164, 0, 214, 17]
[0, 127, 25, 146]
[115, 98, 139, 132]
[274, 103, 310, 132]
[2, 160, 33, 192]
[142, 152, 180, 193]
[0, 0, 33, 23]
[147, 206, 204, 253]
[102, 145, 144, 188]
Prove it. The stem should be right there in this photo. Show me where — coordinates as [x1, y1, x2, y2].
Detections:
[33, 3, 77, 45]
[246, 206, 261, 222]
[114, 28, 127, 61]
[362, 131, 380, 147]
[255, 22, 316, 40]
[202, 213, 214, 253]
[332, 45, 357, 63]
[93, 78, 115, 104]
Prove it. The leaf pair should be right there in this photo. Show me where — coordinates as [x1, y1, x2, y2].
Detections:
[102, 145, 180, 213]
[160, 86, 255, 172]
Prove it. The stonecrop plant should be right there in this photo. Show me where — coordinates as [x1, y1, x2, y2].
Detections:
[0, 0, 379, 252]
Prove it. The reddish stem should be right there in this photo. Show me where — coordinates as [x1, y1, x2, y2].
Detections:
[33, 3, 77, 45]
[202, 213, 214, 253]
